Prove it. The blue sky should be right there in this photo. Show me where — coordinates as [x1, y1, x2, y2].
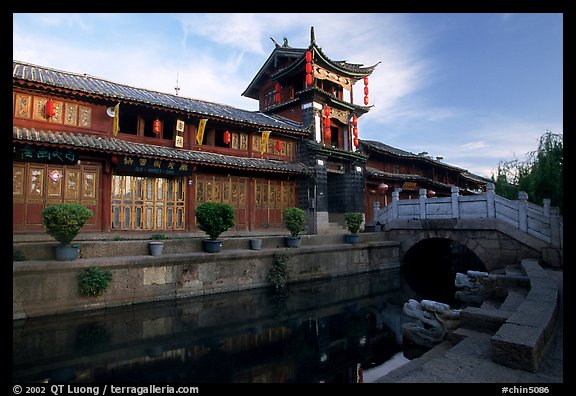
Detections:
[13, 13, 563, 178]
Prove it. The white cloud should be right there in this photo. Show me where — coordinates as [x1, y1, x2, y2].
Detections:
[461, 141, 489, 150]
[409, 119, 563, 178]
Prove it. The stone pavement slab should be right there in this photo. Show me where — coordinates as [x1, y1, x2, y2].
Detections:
[373, 269, 563, 384]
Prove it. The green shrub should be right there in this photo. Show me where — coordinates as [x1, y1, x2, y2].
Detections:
[345, 212, 364, 234]
[195, 202, 235, 240]
[283, 207, 306, 237]
[269, 253, 291, 289]
[42, 203, 93, 245]
[13, 248, 26, 261]
[78, 266, 112, 297]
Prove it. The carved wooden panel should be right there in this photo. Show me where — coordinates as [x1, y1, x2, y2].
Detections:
[14, 94, 32, 119]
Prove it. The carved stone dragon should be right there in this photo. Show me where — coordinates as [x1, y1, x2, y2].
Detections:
[455, 270, 489, 304]
[402, 299, 461, 348]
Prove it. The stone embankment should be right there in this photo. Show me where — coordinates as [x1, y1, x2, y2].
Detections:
[375, 258, 563, 383]
[13, 233, 401, 319]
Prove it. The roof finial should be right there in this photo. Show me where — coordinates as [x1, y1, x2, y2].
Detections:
[270, 37, 280, 48]
[310, 26, 315, 46]
[175, 70, 180, 96]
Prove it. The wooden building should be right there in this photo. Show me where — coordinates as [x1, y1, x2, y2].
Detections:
[360, 140, 490, 224]
[12, 27, 489, 238]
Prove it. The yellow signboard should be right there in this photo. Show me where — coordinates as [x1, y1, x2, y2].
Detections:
[402, 182, 418, 191]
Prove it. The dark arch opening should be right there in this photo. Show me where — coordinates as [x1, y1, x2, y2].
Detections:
[401, 238, 486, 306]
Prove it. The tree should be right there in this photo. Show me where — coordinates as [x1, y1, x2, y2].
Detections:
[491, 130, 563, 214]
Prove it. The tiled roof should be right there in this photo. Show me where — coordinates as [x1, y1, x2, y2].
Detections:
[360, 139, 419, 158]
[313, 45, 380, 76]
[13, 127, 312, 175]
[362, 140, 490, 184]
[365, 166, 451, 187]
[12, 60, 307, 135]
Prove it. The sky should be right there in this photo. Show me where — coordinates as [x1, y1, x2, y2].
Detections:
[12, 13, 563, 178]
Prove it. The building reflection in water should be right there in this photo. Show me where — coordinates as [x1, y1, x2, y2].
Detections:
[14, 268, 424, 383]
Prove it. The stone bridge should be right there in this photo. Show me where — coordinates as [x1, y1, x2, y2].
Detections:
[374, 183, 563, 271]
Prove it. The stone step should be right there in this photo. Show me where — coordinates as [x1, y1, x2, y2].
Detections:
[326, 222, 347, 235]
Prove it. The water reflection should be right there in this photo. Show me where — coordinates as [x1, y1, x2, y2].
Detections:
[13, 268, 425, 384]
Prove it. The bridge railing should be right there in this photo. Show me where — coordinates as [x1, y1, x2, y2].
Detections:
[375, 182, 562, 248]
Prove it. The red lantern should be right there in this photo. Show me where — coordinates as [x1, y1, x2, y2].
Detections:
[223, 130, 231, 145]
[364, 86, 369, 95]
[323, 105, 330, 117]
[324, 129, 331, 139]
[351, 115, 358, 126]
[353, 127, 358, 137]
[364, 76, 369, 86]
[275, 82, 281, 92]
[153, 119, 161, 135]
[377, 183, 389, 193]
[275, 140, 282, 152]
[111, 156, 119, 165]
[305, 51, 312, 63]
[324, 117, 330, 129]
[45, 99, 56, 118]
[305, 73, 313, 86]
[364, 96, 369, 105]
[275, 93, 281, 103]
[353, 137, 359, 147]
[305, 63, 312, 74]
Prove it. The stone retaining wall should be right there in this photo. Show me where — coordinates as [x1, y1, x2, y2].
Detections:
[490, 259, 560, 372]
[457, 258, 560, 372]
[13, 236, 401, 320]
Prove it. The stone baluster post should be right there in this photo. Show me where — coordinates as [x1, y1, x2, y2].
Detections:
[543, 198, 551, 218]
[419, 188, 427, 220]
[373, 200, 380, 225]
[548, 204, 562, 249]
[391, 188, 400, 219]
[518, 191, 528, 232]
[451, 186, 460, 219]
[543, 198, 562, 248]
[486, 182, 496, 218]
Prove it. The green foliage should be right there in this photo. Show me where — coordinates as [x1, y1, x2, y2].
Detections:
[195, 202, 235, 240]
[13, 248, 26, 261]
[344, 212, 364, 234]
[492, 131, 563, 214]
[78, 266, 112, 297]
[42, 203, 94, 245]
[282, 207, 306, 237]
[151, 234, 169, 240]
[269, 253, 291, 289]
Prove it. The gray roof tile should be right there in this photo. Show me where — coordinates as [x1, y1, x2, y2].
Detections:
[13, 127, 311, 175]
[13, 60, 307, 135]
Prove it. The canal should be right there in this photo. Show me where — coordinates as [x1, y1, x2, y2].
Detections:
[13, 267, 452, 384]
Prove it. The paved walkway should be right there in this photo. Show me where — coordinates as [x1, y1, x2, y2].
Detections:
[372, 269, 563, 384]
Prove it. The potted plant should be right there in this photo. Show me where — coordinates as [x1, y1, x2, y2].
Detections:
[344, 212, 364, 244]
[195, 202, 235, 253]
[249, 238, 263, 251]
[283, 207, 306, 248]
[41, 202, 94, 261]
[149, 234, 166, 256]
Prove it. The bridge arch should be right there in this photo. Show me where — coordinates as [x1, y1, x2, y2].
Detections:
[400, 234, 488, 304]
[399, 230, 495, 271]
